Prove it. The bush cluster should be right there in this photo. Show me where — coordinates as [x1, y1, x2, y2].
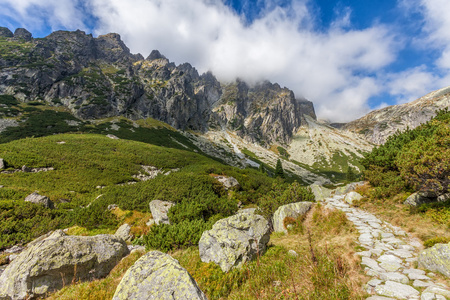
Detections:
[362, 109, 450, 198]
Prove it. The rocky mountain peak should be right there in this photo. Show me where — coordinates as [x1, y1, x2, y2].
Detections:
[0, 27, 13, 38]
[344, 86, 450, 144]
[0, 27, 317, 146]
[13, 28, 32, 41]
[147, 50, 166, 60]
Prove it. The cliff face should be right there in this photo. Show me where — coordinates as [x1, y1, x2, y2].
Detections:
[0, 27, 314, 145]
[344, 86, 450, 144]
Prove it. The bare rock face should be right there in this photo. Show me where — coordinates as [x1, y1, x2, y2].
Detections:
[13, 28, 32, 41]
[214, 175, 240, 190]
[149, 200, 175, 225]
[113, 251, 207, 300]
[24, 192, 54, 209]
[199, 211, 271, 272]
[345, 86, 450, 144]
[0, 230, 129, 300]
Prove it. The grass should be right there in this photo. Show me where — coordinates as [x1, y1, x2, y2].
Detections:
[172, 204, 367, 300]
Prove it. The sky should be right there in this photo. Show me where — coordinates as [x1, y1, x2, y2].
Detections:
[0, 0, 449, 122]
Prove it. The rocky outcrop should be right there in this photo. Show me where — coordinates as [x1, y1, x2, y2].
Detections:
[24, 192, 54, 209]
[0, 28, 316, 146]
[272, 202, 314, 233]
[0, 230, 128, 300]
[345, 86, 450, 144]
[199, 211, 270, 272]
[344, 191, 363, 205]
[212, 80, 316, 145]
[309, 184, 332, 201]
[112, 251, 207, 300]
[149, 200, 175, 225]
[403, 192, 436, 207]
[418, 242, 450, 277]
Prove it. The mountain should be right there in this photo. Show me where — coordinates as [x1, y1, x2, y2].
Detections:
[0, 27, 315, 147]
[344, 86, 450, 144]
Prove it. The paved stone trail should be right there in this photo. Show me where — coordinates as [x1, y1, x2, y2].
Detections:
[322, 194, 450, 300]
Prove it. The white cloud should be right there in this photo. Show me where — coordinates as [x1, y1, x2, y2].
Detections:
[0, 0, 401, 122]
[0, 0, 89, 32]
[88, 0, 397, 122]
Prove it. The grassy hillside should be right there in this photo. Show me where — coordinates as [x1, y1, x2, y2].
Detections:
[0, 133, 312, 250]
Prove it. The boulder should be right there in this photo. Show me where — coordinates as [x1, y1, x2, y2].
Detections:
[344, 191, 363, 205]
[404, 192, 434, 207]
[418, 242, 450, 277]
[24, 192, 54, 209]
[199, 211, 270, 272]
[0, 158, 4, 169]
[334, 181, 365, 195]
[0, 230, 129, 300]
[272, 202, 313, 233]
[215, 175, 240, 190]
[112, 251, 207, 300]
[309, 183, 332, 201]
[149, 200, 175, 225]
[115, 223, 133, 242]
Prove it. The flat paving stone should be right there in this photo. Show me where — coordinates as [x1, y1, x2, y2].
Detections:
[423, 286, 450, 298]
[378, 254, 403, 265]
[412, 279, 433, 287]
[379, 262, 403, 272]
[379, 272, 409, 284]
[375, 281, 420, 299]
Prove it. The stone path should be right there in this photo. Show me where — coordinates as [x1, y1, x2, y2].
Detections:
[322, 194, 450, 300]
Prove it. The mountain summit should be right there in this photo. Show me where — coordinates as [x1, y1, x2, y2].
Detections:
[0, 27, 315, 147]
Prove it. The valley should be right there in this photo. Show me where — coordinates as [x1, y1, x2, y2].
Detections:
[0, 27, 449, 300]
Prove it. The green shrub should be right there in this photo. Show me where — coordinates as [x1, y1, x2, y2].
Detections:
[424, 236, 450, 248]
[143, 218, 215, 252]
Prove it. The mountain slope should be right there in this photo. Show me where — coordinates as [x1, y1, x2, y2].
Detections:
[344, 86, 450, 144]
[0, 27, 314, 147]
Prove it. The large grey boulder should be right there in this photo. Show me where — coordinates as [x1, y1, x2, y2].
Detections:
[309, 183, 332, 201]
[0, 158, 4, 170]
[24, 192, 54, 209]
[418, 242, 450, 277]
[112, 251, 207, 300]
[149, 200, 175, 225]
[344, 191, 363, 205]
[437, 193, 450, 203]
[199, 211, 270, 273]
[0, 230, 129, 300]
[272, 202, 313, 233]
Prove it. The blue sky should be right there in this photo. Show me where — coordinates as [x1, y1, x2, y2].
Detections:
[0, 0, 449, 122]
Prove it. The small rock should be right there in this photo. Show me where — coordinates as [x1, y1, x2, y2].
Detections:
[115, 224, 133, 242]
[107, 204, 118, 210]
[413, 280, 433, 287]
[379, 272, 409, 284]
[0, 158, 4, 169]
[146, 219, 155, 227]
[366, 296, 395, 300]
[420, 293, 435, 300]
[149, 200, 175, 225]
[24, 192, 54, 209]
[288, 250, 298, 257]
[437, 193, 450, 202]
[106, 134, 119, 139]
[344, 191, 363, 205]
[21, 165, 31, 172]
